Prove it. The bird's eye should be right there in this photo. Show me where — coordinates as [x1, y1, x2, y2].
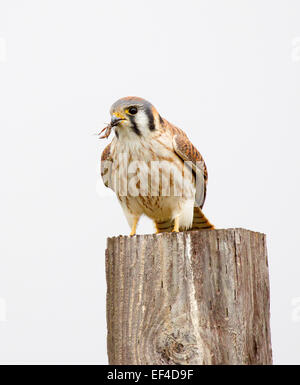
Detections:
[128, 106, 138, 115]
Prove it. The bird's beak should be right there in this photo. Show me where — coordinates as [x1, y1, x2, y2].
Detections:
[111, 114, 125, 127]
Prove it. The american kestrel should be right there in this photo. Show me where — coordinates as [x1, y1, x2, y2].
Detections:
[100, 96, 214, 235]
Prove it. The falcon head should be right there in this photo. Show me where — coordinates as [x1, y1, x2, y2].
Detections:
[109, 96, 163, 139]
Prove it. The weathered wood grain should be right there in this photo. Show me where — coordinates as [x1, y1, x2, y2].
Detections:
[105, 229, 272, 365]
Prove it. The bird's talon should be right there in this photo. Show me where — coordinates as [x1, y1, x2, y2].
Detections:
[172, 217, 179, 233]
[129, 217, 139, 237]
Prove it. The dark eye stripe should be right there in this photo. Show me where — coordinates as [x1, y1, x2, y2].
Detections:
[128, 115, 141, 136]
[145, 106, 155, 131]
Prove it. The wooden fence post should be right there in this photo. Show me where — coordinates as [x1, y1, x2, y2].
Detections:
[105, 229, 272, 365]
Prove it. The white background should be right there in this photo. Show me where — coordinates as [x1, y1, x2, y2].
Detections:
[0, 0, 299, 364]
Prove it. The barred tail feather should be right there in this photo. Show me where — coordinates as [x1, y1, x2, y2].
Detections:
[191, 206, 214, 230]
[155, 219, 174, 233]
[155, 207, 214, 233]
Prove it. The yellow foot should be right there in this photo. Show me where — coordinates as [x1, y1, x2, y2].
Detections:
[172, 217, 179, 232]
[130, 217, 139, 236]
